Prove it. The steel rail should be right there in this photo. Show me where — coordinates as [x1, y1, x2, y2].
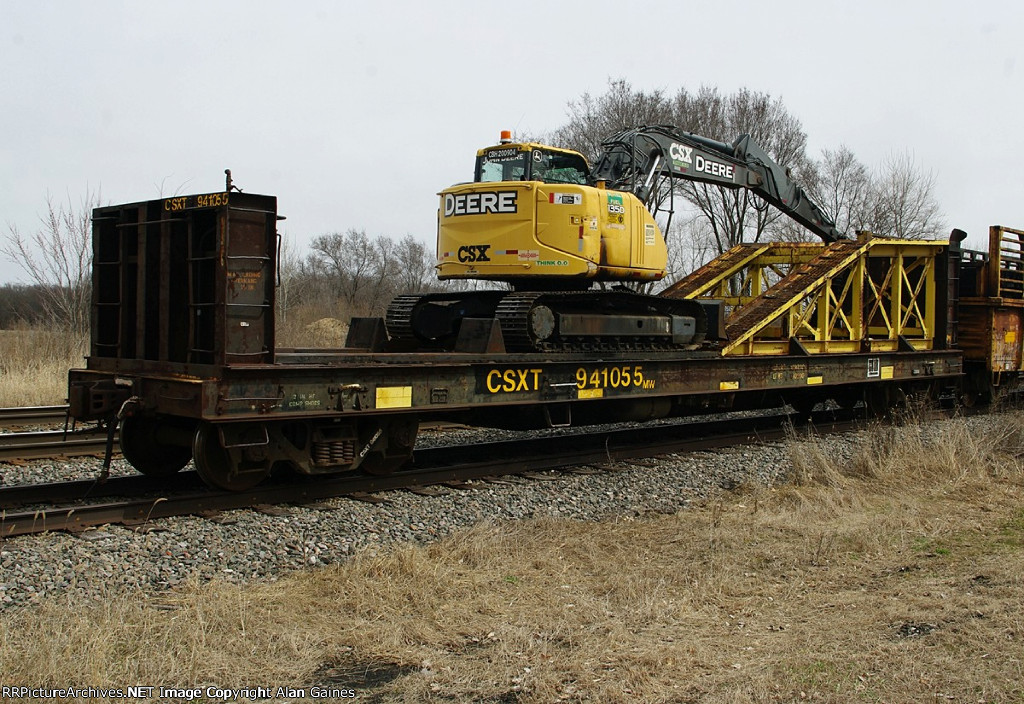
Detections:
[0, 473, 205, 510]
[0, 419, 462, 464]
[0, 428, 111, 462]
[0, 405, 69, 429]
[0, 410, 858, 538]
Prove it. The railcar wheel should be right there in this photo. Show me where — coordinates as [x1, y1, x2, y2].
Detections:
[193, 423, 269, 491]
[119, 416, 192, 477]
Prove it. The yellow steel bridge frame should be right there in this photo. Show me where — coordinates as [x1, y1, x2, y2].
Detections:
[663, 233, 948, 357]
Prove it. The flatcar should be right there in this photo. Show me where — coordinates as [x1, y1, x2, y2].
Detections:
[66, 188, 1021, 490]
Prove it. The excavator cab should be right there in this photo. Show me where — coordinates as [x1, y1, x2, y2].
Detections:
[475, 142, 590, 185]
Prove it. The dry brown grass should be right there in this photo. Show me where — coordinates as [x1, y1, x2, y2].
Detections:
[0, 326, 86, 407]
[0, 307, 346, 411]
[1, 413, 1023, 702]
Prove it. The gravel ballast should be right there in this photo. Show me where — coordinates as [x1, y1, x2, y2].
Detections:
[0, 414, 997, 611]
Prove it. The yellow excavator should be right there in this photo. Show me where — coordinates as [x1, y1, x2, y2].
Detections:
[385, 126, 842, 352]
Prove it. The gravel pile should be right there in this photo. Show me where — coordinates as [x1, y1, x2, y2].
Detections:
[0, 414, 996, 611]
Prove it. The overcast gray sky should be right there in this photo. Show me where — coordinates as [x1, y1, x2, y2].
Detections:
[2, 0, 1022, 284]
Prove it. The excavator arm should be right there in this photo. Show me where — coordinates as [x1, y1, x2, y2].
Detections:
[590, 125, 845, 243]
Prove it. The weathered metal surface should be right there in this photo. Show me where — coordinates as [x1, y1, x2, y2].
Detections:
[90, 192, 277, 369]
[959, 226, 1024, 375]
[0, 473, 200, 510]
[69, 346, 962, 427]
[987, 225, 1024, 298]
[990, 309, 1023, 372]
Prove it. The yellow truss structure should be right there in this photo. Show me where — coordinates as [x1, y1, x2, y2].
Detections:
[662, 233, 949, 356]
[662, 242, 824, 306]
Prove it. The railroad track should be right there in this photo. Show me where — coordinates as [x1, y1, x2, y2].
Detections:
[0, 405, 69, 430]
[0, 427, 110, 462]
[0, 411, 469, 464]
[0, 409, 860, 538]
[0, 405, 110, 463]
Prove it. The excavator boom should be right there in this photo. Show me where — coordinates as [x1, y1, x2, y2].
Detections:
[591, 125, 845, 243]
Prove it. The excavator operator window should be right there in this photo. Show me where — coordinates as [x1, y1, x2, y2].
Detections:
[477, 149, 528, 183]
[530, 149, 588, 185]
[476, 147, 589, 185]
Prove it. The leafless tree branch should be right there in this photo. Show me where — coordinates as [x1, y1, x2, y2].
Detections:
[1, 189, 98, 336]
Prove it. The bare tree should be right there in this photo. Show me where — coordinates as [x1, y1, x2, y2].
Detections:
[365, 235, 397, 306]
[275, 233, 302, 324]
[862, 151, 945, 239]
[804, 145, 872, 238]
[292, 252, 335, 303]
[553, 81, 815, 263]
[1, 190, 98, 337]
[305, 230, 444, 317]
[663, 215, 717, 287]
[393, 234, 437, 293]
[797, 148, 944, 241]
[308, 228, 380, 312]
[552, 78, 673, 160]
[0, 283, 45, 328]
[670, 86, 813, 252]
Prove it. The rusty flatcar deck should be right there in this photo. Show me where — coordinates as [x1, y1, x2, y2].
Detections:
[70, 344, 961, 427]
